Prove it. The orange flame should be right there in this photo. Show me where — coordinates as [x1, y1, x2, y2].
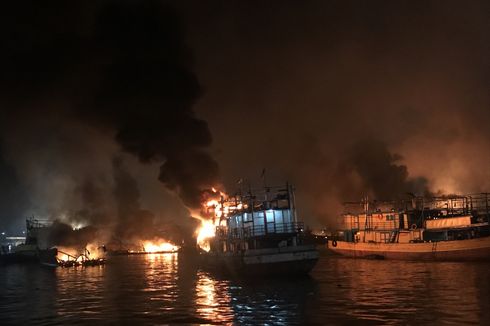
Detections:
[142, 239, 179, 253]
[195, 218, 220, 251]
[194, 187, 230, 251]
[57, 243, 105, 262]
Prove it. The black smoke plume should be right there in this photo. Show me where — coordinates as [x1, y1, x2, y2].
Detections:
[0, 1, 219, 237]
[176, 1, 489, 227]
[112, 157, 155, 241]
[336, 139, 430, 200]
[85, 1, 220, 208]
[47, 221, 98, 248]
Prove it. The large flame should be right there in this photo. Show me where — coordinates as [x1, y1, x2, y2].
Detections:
[194, 187, 230, 251]
[142, 239, 179, 253]
[57, 243, 105, 262]
[196, 218, 219, 251]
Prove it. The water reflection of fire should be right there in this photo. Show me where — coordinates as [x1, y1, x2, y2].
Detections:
[195, 271, 232, 323]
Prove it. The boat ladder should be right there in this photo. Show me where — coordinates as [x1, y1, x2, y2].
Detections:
[390, 231, 398, 243]
[431, 242, 437, 253]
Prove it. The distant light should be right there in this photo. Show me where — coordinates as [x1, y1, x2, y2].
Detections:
[1, 232, 5, 236]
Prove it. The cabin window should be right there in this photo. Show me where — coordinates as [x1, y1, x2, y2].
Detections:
[283, 210, 291, 224]
[274, 210, 283, 224]
[266, 210, 274, 223]
[386, 214, 395, 221]
[242, 213, 249, 222]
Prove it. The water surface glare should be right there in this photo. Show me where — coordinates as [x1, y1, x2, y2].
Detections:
[0, 252, 488, 325]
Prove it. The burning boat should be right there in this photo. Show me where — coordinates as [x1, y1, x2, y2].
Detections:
[57, 246, 107, 267]
[198, 183, 319, 276]
[107, 239, 179, 255]
[328, 194, 490, 261]
[0, 218, 58, 267]
[0, 218, 108, 267]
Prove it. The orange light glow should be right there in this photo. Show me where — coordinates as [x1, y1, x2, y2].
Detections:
[196, 218, 219, 251]
[195, 271, 232, 322]
[56, 243, 105, 262]
[194, 186, 244, 251]
[194, 188, 227, 251]
[142, 239, 179, 253]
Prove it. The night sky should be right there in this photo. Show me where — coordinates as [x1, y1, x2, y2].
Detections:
[0, 1, 489, 237]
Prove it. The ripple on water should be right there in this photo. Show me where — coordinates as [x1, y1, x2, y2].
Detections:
[0, 253, 489, 325]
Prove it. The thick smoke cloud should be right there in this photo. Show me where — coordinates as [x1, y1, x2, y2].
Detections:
[336, 139, 429, 200]
[86, 1, 220, 207]
[1, 0, 489, 234]
[174, 0, 490, 226]
[47, 221, 98, 248]
[0, 1, 219, 236]
[112, 157, 155, 241]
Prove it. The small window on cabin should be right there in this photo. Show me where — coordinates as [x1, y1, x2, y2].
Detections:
[243, 213, 251, 222]
[274, 210, 283, 225]
[266, 210, 274, 223]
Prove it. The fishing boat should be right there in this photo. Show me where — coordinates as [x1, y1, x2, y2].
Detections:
[200, 184, 319, 276]
[0, 218, 58, 267]
[328, 194, 490, 261]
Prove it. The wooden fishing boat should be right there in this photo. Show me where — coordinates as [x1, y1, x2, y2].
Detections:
[329, 195, 490, 261]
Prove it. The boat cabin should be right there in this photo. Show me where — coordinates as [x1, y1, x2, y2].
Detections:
[338, 195, 490, 244]
[210, 184, 306, 253]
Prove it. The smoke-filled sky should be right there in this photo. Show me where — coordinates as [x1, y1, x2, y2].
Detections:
[0, 0, 489, 235]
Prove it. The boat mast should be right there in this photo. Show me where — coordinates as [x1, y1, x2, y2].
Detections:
[363, 195, 369, 242]
[289, 183, 298, 223]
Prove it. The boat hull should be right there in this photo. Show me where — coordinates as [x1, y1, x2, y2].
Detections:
[328, 236, 490, 261]
[201, 245, 319, 276]
[38, 248, 59, 267]
[0, 247, 58, 266]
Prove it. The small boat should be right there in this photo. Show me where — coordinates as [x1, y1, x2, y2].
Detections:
[328, 194, 490, 261]
[200, 183, 319, 276]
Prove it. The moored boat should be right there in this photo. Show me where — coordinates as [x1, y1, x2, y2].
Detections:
[200, 184, 319, 276]
[328, 194, 490, 261]
[0, 218, 58, 266]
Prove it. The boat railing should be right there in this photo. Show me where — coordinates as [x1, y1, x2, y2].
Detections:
[344, 221, 400, 231]
[216, 222, 304, 240]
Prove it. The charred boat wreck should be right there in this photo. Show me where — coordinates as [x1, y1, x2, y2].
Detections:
[200, 184, 319, 276]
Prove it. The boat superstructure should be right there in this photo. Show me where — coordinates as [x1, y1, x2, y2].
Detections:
[329, 194, 490, 261]
[201, 183, 319, 276]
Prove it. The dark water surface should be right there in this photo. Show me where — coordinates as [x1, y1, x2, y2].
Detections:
[1, 251, 489, 325]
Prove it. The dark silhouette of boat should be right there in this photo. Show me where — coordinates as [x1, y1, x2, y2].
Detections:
[0, 218, 58, 267]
